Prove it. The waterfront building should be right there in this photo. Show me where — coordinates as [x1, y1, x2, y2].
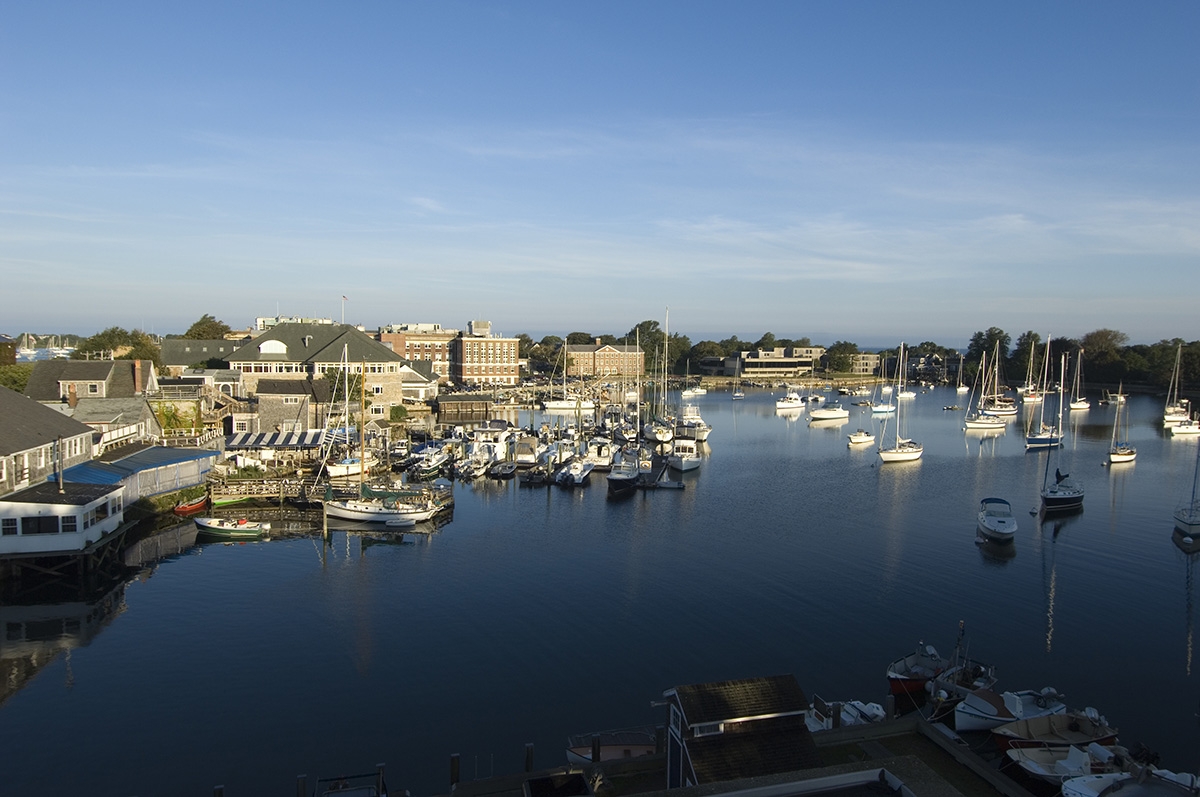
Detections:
[848, 352, 881, 376]
[378, 323, 458, 383]
[24, 359, 158, 404]
[722, 347, 826, 380]
[564, 339, 645, 378]
[664, 674, 820, 789]
[254, 378, 332, 433]
[255, 315, 334, 332]
[450, 321, 520, 387]
[225, 323, 438, 409]
[0, 386, 95, 498]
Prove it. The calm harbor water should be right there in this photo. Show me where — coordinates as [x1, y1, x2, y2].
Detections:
[3, 387, 1199, 796]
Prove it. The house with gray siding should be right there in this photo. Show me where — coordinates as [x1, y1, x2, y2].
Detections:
[255, 378, 332, 433]
[0, 386, 95, 498]
[24, 359, 158, 404]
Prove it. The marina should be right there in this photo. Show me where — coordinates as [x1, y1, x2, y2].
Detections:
[2, 385, 1200, 795]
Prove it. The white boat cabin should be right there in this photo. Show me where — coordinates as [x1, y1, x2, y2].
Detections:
[0, 481, 126, 556]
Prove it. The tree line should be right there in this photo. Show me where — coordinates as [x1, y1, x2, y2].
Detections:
[19, 315, 1194, 394]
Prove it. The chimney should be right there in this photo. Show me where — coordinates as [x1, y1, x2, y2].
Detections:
[134, 360, 143, 395]
[67, 383, 78, 408]
[595, 338, 601, 345]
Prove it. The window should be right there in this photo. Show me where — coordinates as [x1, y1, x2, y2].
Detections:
[1, 518, 16, 536]
[88, 383, 98, 394]
[372, 385, 384, 395]
[235, 421, 248, 432]
[22, 516, 59, 535]
[693, 722, 723, 737]
[283, 396, 300, 405]
[61, 515, 77, 534]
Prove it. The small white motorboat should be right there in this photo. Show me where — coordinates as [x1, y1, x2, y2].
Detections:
[977, 497, 1018, 544]
[847, 429, 875, 446]
[1006, 743, 1129, 785]
[955, 686, 1066, 732]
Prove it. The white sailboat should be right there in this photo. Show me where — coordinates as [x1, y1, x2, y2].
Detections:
[964, 349, 1007, 431]
[1108, 382, 1136, 464]
[1068, 349, 1090, 411]
[544, 342, 596, 411]
[980, 341, 1018, 416]
[956, 352, 970, 394]
[1164, 342, 1190, 426]
[879, 343, 923, 463]
[1041, 355, 1084, 513]
[1025, 337, 1062, 450]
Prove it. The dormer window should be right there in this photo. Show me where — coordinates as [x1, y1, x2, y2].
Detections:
[693, 722, 724, 737]
[259, 340, 288, 355]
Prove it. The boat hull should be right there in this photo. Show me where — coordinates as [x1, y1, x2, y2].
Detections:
[193, 517, 269, 540]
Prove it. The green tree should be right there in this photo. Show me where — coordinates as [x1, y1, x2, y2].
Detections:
[565, 332, 594, 345]
[515, 333, 535, 359]
[0, 364, 35, 393]
[966, 328, 1011, 372]
[72, 326, 161, 369]
[389, 405, 408, 422]
[183, 314, 232, 340]
[1080, 329, 1130, 384]
[825, 341, 859, 373]
[1008, 331, 1042, 385]
[753, 332, 777, 351]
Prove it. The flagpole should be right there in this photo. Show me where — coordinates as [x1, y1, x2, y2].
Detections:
[341, 295, 346, 325]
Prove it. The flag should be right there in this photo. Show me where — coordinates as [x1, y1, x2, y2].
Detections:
[342, 295, 348, 301]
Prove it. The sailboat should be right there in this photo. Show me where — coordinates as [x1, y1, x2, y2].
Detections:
[543, 342, 596, 411]
[980, 341, 1018, 416]
[1176, 443, 1200, 535]
[1041, 354, 1084, 513]
[642, 311, 674, 444]
[878, 343, 923, 463]
[956, 352, 970, 394]
[1164, 342, 1190, 427]
[1025, 337, 1062, 450]
[732, 356, 745, 400]
[964, 349, 1007, 430]
[1108, 382, 1136, 463]
[1068, 349, 1090, 411]
[1019, 336, 1044, 403]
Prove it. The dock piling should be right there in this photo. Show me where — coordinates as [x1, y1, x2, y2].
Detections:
[450, 753, 460, 787]
[296, 775, 307, 796]
[525, 742, 534, 772]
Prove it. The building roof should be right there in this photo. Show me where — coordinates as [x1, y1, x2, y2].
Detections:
[59, 446, 218, 485]
[227, 323, 406, 365]
[0, 385, 95, 456]
[160, 339, 240, 366]
[684, 716, 821, 784]
[255, 378, 333, 402]
[23, 359, 155, 401]
[0, 481, 121, 506]
[672, 675, 810, 725]
[564, 343, 642, 354]
[64, 398, 151, 426]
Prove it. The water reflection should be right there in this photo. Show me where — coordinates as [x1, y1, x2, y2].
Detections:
[0, 578, 128, 705]
[1173, 529, 1200, 675]
[976, 536, 1016, 564]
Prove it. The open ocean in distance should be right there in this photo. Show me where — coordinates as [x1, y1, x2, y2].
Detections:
[2, 385, 1199, 796]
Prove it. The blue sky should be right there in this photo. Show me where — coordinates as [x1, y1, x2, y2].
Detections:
[2, 2, 1197, 347]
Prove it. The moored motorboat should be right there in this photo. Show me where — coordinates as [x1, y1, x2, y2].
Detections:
[565, 725, 658, 765]
[1062, 768, 1200, 797]
[886, 643, 947, 696]
[992, 708, 1117, 750]
[977, 497, 1018, 544]
[954, 686, 1067, 732]
[194, 517, 270, 540]
[776, 391, 804, 411]
[606, 458, 639, 498]
[1006, 743, 1131, 785]
[810, 402, 850, 420]
[847, 429, 875, 446]
[804, 694, 886, 732]
[667, 438, 701, 472]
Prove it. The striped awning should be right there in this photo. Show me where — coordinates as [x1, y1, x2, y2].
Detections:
[225, 430, 326, 449]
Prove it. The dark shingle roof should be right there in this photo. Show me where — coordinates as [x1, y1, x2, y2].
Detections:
[673, 675, 809, 725]
[227, 324, 405, 365]
[684, 715, 821, 784]
[0, 385, 94, 456]
[0, 480, 120, 506]
[255, 378, 332, 401]
[160, 339, 239, 366]
[23, 360, 154, 401]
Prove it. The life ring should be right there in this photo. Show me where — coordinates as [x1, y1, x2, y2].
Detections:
[1035, 696, 1048, 708]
